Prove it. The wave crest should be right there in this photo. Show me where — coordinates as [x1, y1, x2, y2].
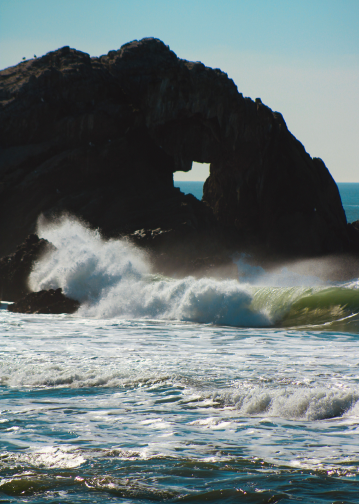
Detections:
[30, 217, 270, 326]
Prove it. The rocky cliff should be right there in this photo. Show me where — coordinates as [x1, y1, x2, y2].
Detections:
[0, 38, 355, 271]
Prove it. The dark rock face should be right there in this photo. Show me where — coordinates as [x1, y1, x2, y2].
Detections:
[0, 45, 185, 257]
[0, 234, 53, 301]
[103, 39, 348, 256]
[7, 288, 79, 314]
[0, 37, 353, 263]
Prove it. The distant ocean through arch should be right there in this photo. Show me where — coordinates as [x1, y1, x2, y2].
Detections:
[175, 181, 359, 223]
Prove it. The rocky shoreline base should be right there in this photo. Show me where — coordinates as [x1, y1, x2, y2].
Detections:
[8, 288, 79, 314]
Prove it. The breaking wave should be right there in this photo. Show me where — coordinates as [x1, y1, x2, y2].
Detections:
[29, 217, 359, 329]
[29, 217, 269, 326]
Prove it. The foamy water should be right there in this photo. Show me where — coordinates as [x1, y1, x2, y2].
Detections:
[29, 217, 359, 332]
[29, 218, 271, 326]
[2, 217, 359, 502]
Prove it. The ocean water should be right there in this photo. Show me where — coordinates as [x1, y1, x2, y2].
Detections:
[174, 181, 204, 202]
[2, 192, 359, 502]
[337, 183, 359, 224]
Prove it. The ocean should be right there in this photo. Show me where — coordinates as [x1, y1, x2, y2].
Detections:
[1, 183, 359, 503]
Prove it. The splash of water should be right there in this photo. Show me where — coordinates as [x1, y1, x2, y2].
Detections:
[233, 253, 325, 287]
[29, 216, 359, 329]
[30, 217, 270, 326]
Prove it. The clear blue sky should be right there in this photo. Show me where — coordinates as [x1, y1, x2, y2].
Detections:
[1, 0, 358, 181]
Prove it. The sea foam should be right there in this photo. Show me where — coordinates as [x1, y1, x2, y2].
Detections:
[30, 217, 270, 326]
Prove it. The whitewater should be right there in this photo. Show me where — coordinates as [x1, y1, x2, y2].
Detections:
[2, 216, 359, 503]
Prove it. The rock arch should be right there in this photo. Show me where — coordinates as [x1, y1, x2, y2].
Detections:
[0, 37, 350, 259]
[105, 38, 347, 255]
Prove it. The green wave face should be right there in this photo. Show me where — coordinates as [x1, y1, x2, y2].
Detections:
[252, 285, 359, 332]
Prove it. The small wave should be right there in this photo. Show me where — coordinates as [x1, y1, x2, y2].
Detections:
[0, 362, 172, 390]
[207, 386, 359, 421]
[1, 446, 85, 470]
[176, 384, 359, 421]
[3, 357, 357, 421]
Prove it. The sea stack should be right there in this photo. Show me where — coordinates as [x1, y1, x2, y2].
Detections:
[0, 38, 356, 269]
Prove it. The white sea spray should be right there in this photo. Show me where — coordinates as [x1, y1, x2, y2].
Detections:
[29, 216, 270, 326]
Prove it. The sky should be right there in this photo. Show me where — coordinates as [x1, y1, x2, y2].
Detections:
[1, 0, 358, 181]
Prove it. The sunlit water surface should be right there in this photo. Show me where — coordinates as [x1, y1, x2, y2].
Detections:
[2, 192, 359, 502]
[1, 309, 359, 503]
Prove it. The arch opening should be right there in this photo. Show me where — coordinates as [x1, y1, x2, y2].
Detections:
[173, 162, 210, 200]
